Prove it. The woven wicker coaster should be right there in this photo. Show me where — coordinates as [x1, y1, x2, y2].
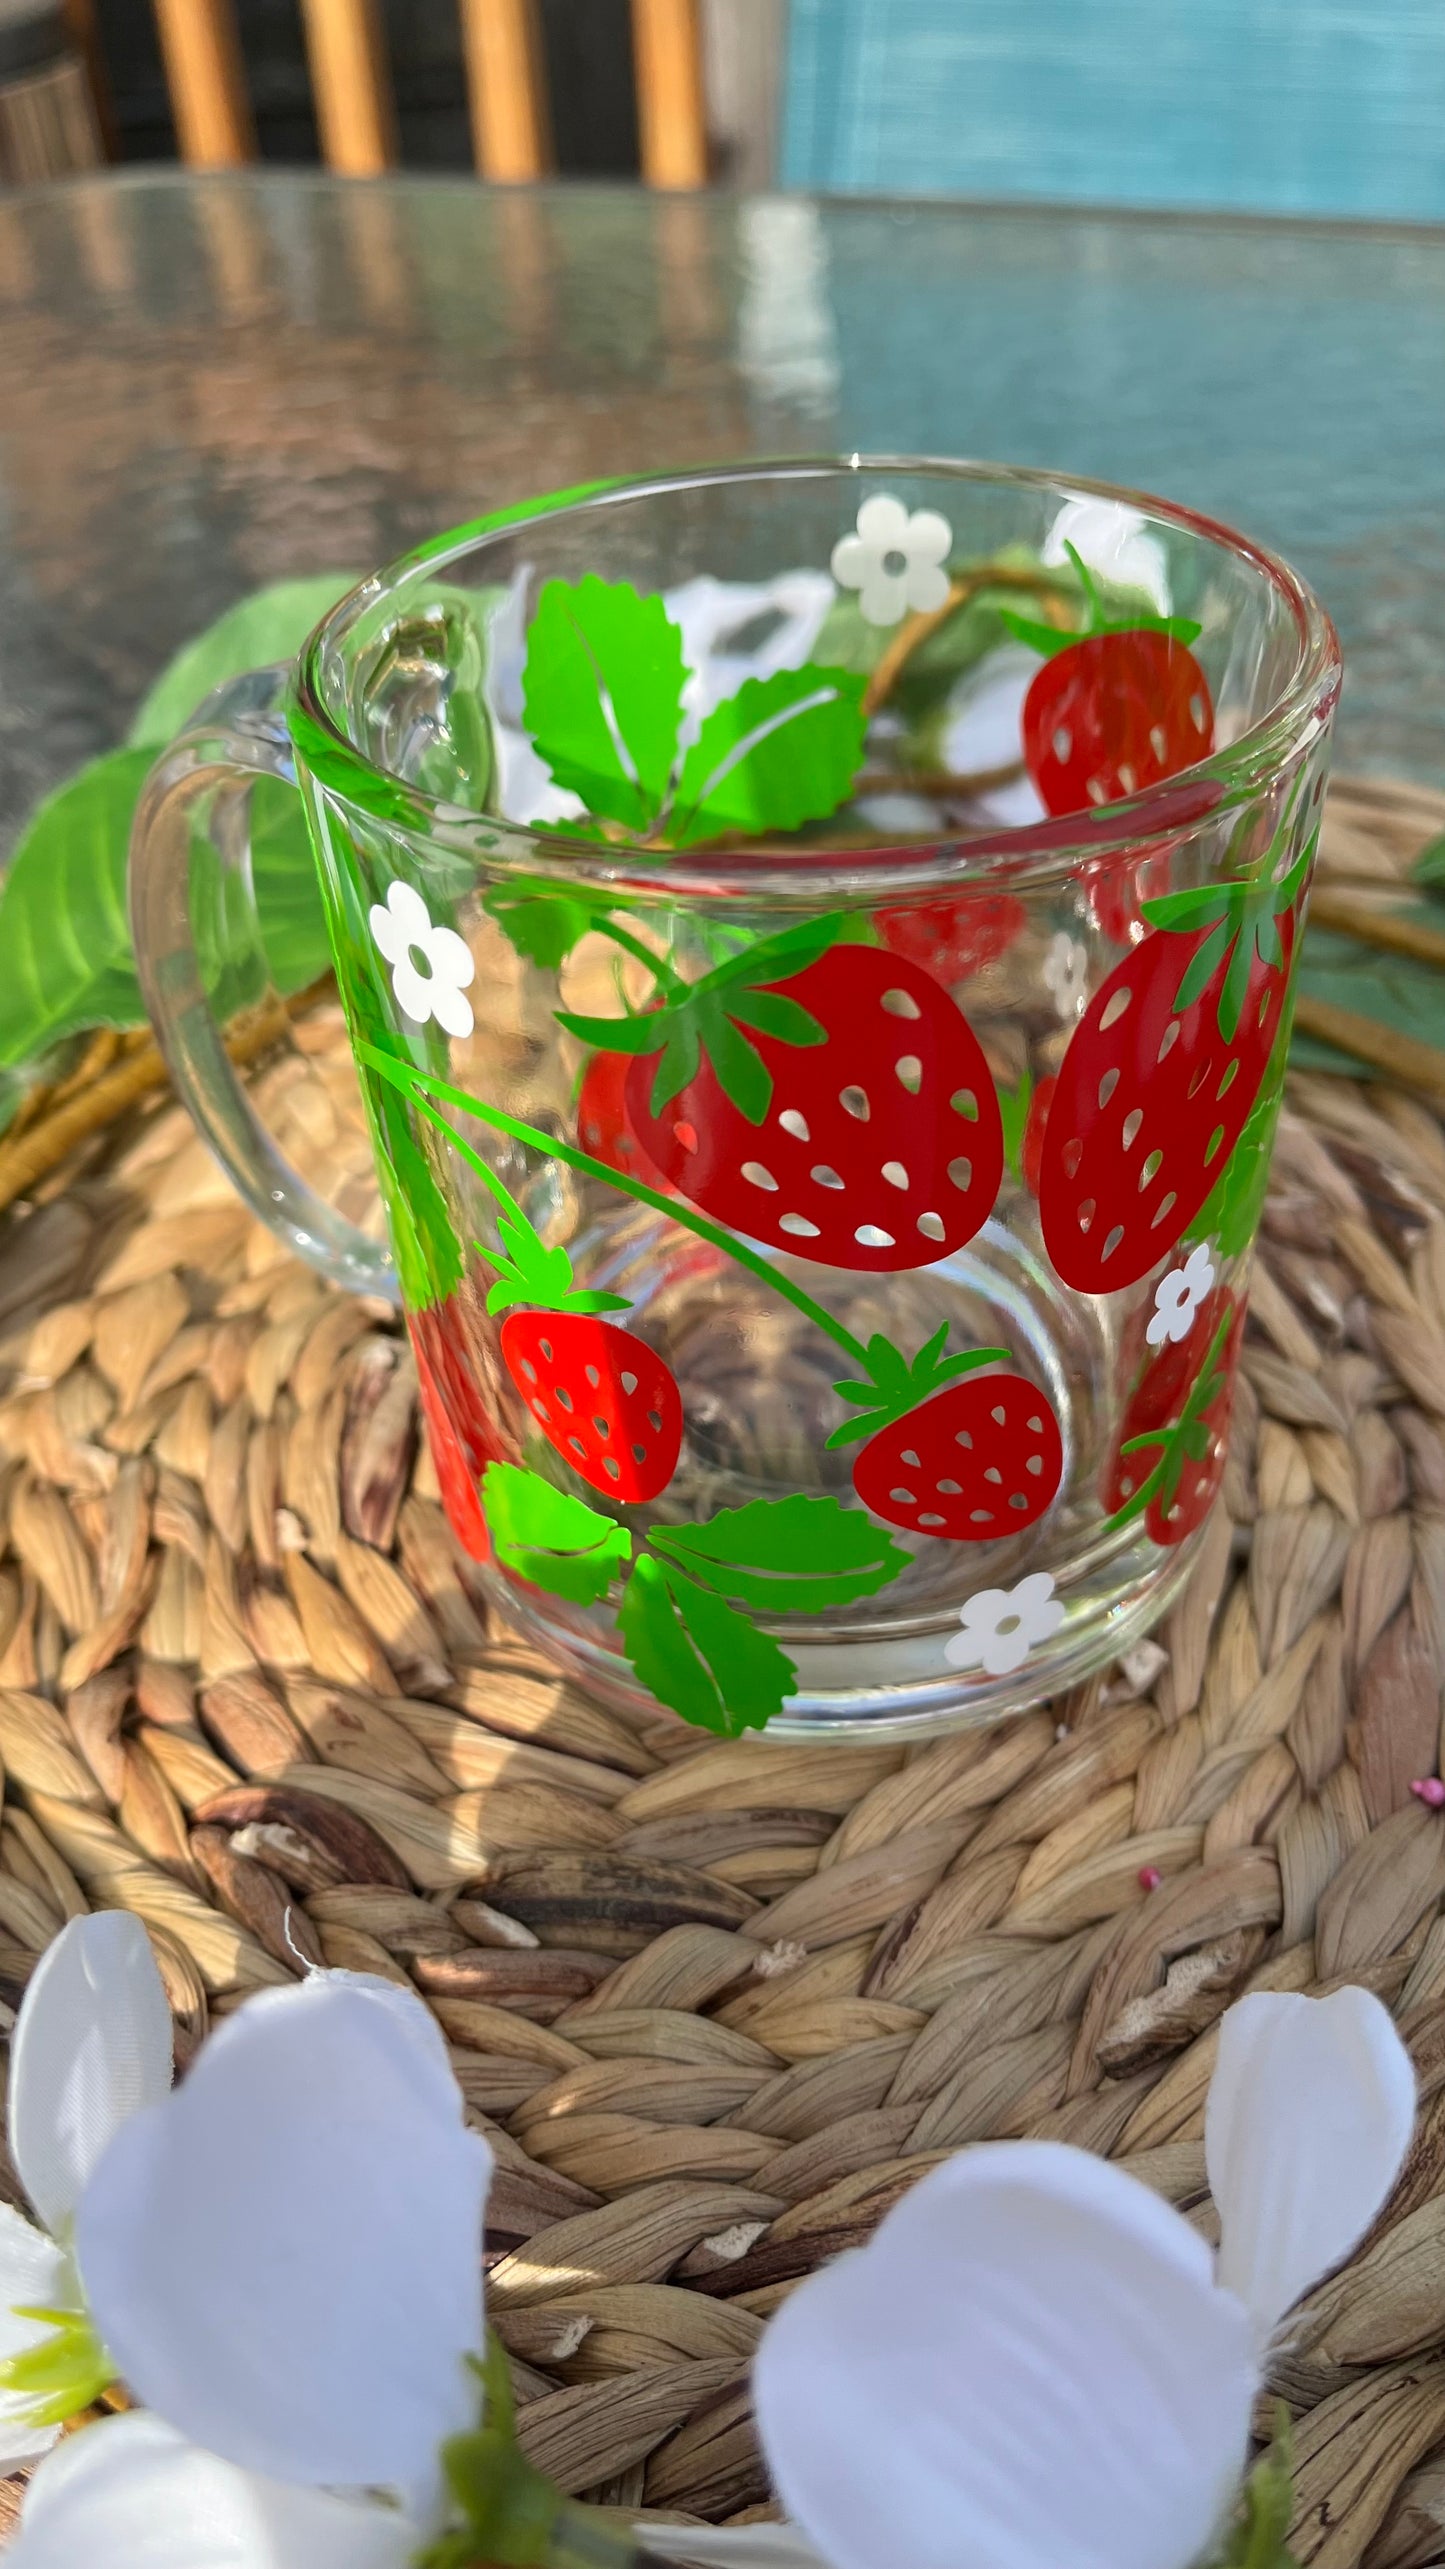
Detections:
[4, 776, 1445, 2560]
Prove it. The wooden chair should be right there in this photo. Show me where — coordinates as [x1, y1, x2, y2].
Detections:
[149, 0, 707, 187]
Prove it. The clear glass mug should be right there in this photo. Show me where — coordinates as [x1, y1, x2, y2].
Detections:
[129, 460, 1340, 1741]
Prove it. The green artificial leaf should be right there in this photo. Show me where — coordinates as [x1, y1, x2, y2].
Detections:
[0, 749, 156, 1065]
[671, 666, 867, 846]
[1291, 918, 1445, 1077]
[617, 1555, 790, 1735]
[997, 1066, 1033, 1183]
[129, 574, 359, 747]
[650, 1491, 911, 1614]
[1414, 830, 1445, 892]
[523, 575, 686, 833]
[483, 1463, 632, 1603]
[484, 887, 602, 970]
[249, 776, 333, 994]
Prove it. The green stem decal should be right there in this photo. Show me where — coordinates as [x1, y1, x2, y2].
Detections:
[1105, 1307, 1233, 1535]
[999, 539, 1204, 661]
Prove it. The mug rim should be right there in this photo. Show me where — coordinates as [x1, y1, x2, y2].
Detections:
[289, 453, 1342, 903]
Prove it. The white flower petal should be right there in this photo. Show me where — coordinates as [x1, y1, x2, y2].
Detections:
[77, 1978, 491, 2497]
[10, 2412, 415, 2569]
[830, 533, 868, 589]
[905, 508, 953, 568]
[754, 2140, 1256, 2569]
[905, 561, 951, 616]
[385, 881, 431, 942]
[425, 925, 477, 991]
[10, 1912, 172, 2236]
[368, 900, 402, 963]
[1207, 1987, 1416, 2337]
[859, 571, 910, 628]
[390, 956, 435, 1026]
[430, 977, 476, 1041]
[0, 2207, 75, 2468]
[855, 493, 909, 550]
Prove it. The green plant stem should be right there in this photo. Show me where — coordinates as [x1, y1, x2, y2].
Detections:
[361, 1045, 872, 1369]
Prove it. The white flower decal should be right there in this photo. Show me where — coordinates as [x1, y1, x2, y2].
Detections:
[944, 1570, 1064, 1677]
[1148, 1242, 1216, 1347]
[369, 881, 476, 1039]
[1042, 930, 1088, 1017]
[0, 1912, 173, 2467]
[830, 494, 953, 628]
[651, 1989, 1416, 2569]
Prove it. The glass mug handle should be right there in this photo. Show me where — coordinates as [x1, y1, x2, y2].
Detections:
[127, 664, 398, 1304]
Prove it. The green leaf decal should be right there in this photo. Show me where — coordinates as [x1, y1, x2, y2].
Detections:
[0, 749, 156, 1066]
[129, 574, 359, 746]
[483, 888, 603, 970]
[671, 665, 867, 846]
[650, 1492, 911, 1613]
[618, 1555, 790, 1736]
[522, 576, 685, 834]
[482, 1462, 632, 1604]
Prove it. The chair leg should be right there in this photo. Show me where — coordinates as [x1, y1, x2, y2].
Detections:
[151, 0, 255, 168]
[299, 0, 397, 176]
[460, 0, 552, 183]
[632, 0, 708, 189]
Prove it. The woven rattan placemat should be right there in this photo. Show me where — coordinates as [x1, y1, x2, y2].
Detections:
[4, 776, 1445, 2560]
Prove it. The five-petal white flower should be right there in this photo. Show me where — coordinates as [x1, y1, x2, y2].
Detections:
[944, 1570, 1064, 1678]
[1148, 1243, 1216, 1347]
[830, 495, 953, 628]
[651, 1988, 1416, 2569]
[369, 881, 476, 1039]
[0, 1910, 172, 2465]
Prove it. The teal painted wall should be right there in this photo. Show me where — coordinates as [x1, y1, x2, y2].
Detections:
[781, 0, 1445, 221]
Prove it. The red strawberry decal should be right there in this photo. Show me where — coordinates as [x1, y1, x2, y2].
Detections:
[501, 1312, 682, 1504]
[877, 893, 1025, 983]
[827, 1324, 1063, 1541]
[1002, 544, 1213, 818]
[1105, 1297, 1243, 1545]
[562, 922, 1003, 1276]
[1039, 814, 1314, 1293]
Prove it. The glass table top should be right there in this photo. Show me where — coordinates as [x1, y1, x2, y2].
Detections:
[1, 169, 1442, 842]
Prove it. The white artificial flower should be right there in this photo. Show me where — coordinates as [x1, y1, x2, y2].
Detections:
[651, 1988, 1415, 2569]
[0, 1911, 172, 2465]
[1148, 1243, 1216, 1348]
[369, 881, 476, 1039]
[830, 494, 953, 628]
[69, 1974, 493, 2522]
[1042, 930, 1089, 1017]
[1043, 495, 1171, 614]
[944, 1570, 1064, 1678]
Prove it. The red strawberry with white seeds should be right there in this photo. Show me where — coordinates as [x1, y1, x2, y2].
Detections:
[561, 922, 1004, 1275]
[1002, 543, 1214, 819]
[827, 1325, 1063, 1541]
[1104, 1296, 1243, 1546]
[471, 1143, 685, 1505]
[501, 1312, 682, 1503]
[1039, 818, 1314, 1293]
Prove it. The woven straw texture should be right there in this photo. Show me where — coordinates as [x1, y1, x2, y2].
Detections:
[3, 776, 1445, 2559]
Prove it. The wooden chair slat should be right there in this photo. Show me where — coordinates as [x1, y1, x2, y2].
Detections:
[632, 0, 708, 189]
[299, 0, 397, 177]
[150, 0, 256, 168]
[460, 0, 552, 182]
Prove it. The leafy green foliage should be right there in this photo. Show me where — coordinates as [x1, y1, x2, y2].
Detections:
[478, 1200, 629, 1320]
[0, 750, 156, 1067]
[618, 1554, 789, 1735]
[671, 665, 868, 846]
[482, 1463, 632, 1604]
[482, 886, 607, 970]
[1414, 831, 1445, 891]
[650, 1490, 910, 1611]
[128, 574, 358, 746]
[1142, 826, 1316, 1044]
[1000, 544, 1202, 661]
[825, 1323, 1006, 1447]
[556, 912, 841, 1121]
[522, 575, 686, 833]
[997, 1066, 1033, 1182]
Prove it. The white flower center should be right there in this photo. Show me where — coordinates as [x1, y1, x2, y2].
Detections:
[407, 940, 437, 983]
[881, 547, 909, 577]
